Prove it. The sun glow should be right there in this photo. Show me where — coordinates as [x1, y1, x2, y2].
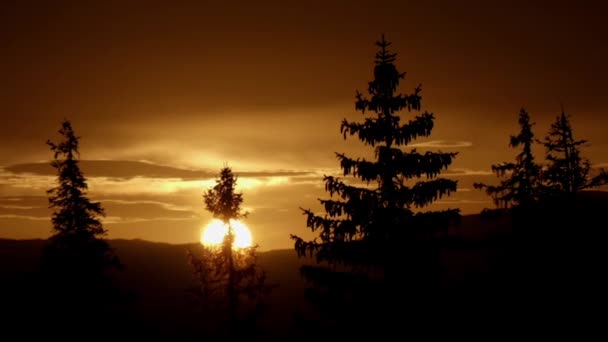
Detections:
[200, 219, 253, 248]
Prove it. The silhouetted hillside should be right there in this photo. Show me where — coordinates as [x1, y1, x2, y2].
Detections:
[0, 238, 311, 339]
[2, 192, 607, 338]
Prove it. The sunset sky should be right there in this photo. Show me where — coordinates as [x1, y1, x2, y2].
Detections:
[1, 1, 606, 250]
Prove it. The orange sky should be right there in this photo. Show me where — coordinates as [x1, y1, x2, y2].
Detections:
[1, 1, 607, 250]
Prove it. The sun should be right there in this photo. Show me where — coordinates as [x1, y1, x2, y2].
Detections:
[201, 219, 253, 249]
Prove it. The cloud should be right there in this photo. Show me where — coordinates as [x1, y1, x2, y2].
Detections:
[409, 140, 473, 148]
[103, 199, 193, 212]
[0, 195, 202, 227]
[0, 204, 38, 210]
[0, 197, 50, 219]
[0, 196, 47, 208]
[443, 168, 494, 177]
[101, 199, 200, 221]
[0, 214, 48, 221]
[103, 216, 196, 224]
[3, 160, 313, 180]
[433, 199, 492, 204]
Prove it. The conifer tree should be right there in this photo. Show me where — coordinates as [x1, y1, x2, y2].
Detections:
[291, 36, 459, 288]
[205, 167, 244, 324]
[44, 119, 119, 282]
[542, 109, 592, 194]
[474, 108, 542, 209]
[188, 167, 271, 336]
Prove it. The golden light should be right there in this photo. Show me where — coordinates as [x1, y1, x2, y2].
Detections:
[201, 219, 253, 248]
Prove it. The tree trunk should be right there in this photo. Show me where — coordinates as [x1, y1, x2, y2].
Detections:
[226, 224, 237, 330]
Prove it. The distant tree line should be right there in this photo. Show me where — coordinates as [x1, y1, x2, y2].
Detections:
[474, 107, 608, 213]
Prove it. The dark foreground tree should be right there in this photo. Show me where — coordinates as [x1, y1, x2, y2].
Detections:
[39, 120, 124, 338]
[188, 167, 271, 337]
[474, 108, 542, 210]
[290, 36, 459, 331]
[542, 108, 608, 193]
[43, 119, 119, 283]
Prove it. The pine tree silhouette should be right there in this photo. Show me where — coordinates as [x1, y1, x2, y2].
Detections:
[513, 109, 608, 315]
[40, 120, 122, 338]
[291, 36, 459, 322]
[43, 119, 119, 283]
[188, 167, 272, 337]
[474, 108, 542, 210]
[205, 167, 244, 326]
[542, 108, 592, 194]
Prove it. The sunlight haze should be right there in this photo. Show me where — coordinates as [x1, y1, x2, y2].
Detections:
[1, 0, 606, 250]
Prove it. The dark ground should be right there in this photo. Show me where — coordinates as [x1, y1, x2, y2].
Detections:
[1, 192, 606, 339]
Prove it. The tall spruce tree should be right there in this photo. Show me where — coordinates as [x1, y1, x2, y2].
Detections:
[542, 109, 593, 194]
[44, 119, 119, 282]
[474, 108, 542, 209]
[291, 36, 459, 288]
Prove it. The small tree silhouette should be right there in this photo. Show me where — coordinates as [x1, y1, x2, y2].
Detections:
[542, 108, 591, 194]
[542, 108, 608, 193]
[43, 119, 120, 284]
[188, 167, 272, 336]
[290, 36, 459, 326]
[474, 108, 542, 210]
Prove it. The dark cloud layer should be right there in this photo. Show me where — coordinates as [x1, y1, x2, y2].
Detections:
[4, 160, 312, 180]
